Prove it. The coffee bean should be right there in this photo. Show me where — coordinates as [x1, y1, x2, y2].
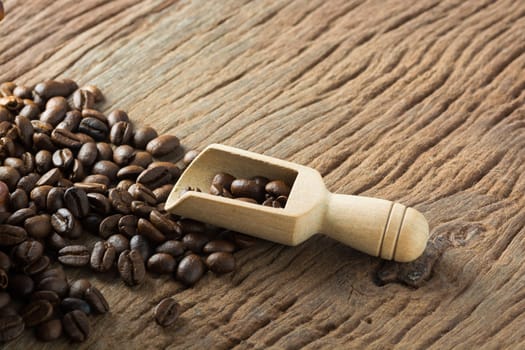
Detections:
[153, 184, 173, 203]
[178, 219, 206, 234]
[35, 150, 52, 174]
[23, 255, 51, 276]
[176, 254, 206, 285]
[90, 241, 116, 272]
[35, 168, 62, 186]
[40, 107, 66, 127]
[10, 188, 28, 211]
[108, 188, 133, 214]
[117, 249, 146, 286]
[136, 165, 171, 190]
[0, 166, 20, 190]
[129, 151, 153, 168]
[58, 245, 90, 267]
[51, 128, 82, 149]
[0, 314, 25, 343]
[61, 298, 91, 315]
[24, 214, 52, 239]
[34, 79, 77, 99]
[182, 232, 209, 253]
[129, 235, 151, 262]
[33, 132, 57, 151]
[118, 214, 137, 237]
[20, 299, 53, 327]
[62, 310, 90, 342]
[84, 286, 109, 314]
[46, 187, 65, 212]
[52, 148, 74, 171]
[64, 187, 89, 218]
[265, 180, 291, 197]
[87, 192, 111, 215]
[92, 160, 119, 182]
[30, 185, 52, 210]
[131, 200, 154, 218]
[117, 165, 144, 180]
[156, 240, 185, 257]
[203, 240, 236, 254]
[110, 121, 133, 145]
[78, 117, 108, 141]
[133, 126, 157, 150]
[16, 173, 40, 193]
[206, 252, 235, 274]
[51, 208, 80, 238]
[72, 89, 95, 110]
[98, 214, 122, 239]
[230, 179, 265, 203]
[13, 239, 44, 265]
[147, 253, 176, 274]
[146, 134, 180, 157]
[96, 142, 113, 161]
[77, 142, 97, 167]
[70, 159, 85, 182]
[107, 234, 129, 255]
[69, 279, 91, 299]
[74, 182, 107, 194]
[148, 161, 181, 179]
[15, 115, 34, 148]
[83, 174, 110, 186]
[137, 218, 166, 243]
[113, 145, 135, 166]
[150, 210, 181, 238]
[154, 298, 181, 327]
[129, 183, 157, 205]
[35, 318, 62, 342]
[107, 109, 129, 127]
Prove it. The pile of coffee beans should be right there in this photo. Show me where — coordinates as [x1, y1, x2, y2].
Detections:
[0, 80, 255, 343]
[209, 172, 291, 208]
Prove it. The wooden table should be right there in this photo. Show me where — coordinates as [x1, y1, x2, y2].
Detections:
[2, 0, 525, 348]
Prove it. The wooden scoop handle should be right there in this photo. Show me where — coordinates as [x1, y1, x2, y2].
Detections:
[321, 194, 429, 262]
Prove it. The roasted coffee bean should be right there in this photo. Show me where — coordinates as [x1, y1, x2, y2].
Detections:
[107, 234, 129, 255]
[0, 314, 25, 343]
[133, 126, 157, 150]
[107, 109, 129, 127]
[147, 253, 176, 274]
[81, 108, 106, 123]
[156, 240, 184, 257]
[203, 240, 236, 254]
[230, 179, 265, 202]
[154, 298, 181, 327]
[51, 128, 82, 149]
[108, 188, 133, 214]
[35, 272, 68, 297]
[153, 184, 173, 203]
[178, 219, 206, 234]
[87, 192, 111, 215]
[8, 274, 34, 296]
[206, 252, 235, 274]
[150, 210, 181, 238]
[13, 239, 44, 265]
[113, 145, 135, 166]
[117, 165, 144, 180]
[129, 183, 157, 205]
[182, 232, 209, 253]
[0, 166, 20, 190]
[21, 299, 53, 327]
[33, 132, 57, 151]
[47, 232, 66, 251]
[17, 173, 40, 193]
[99, 214, 122, 239]
[62, 310, 90, 342]
[51, 208, 80, 238]
[129, 235, 151, 262]
[78, 117, 108, 141]
[117, 249, 145, 286]
[72, 89, 95, 110]
[13, 85, 33, 99]
[15, 115, 34, 148]
[109, 121, 133, 145]
[137, 218, 166, 243]
[116, 179, 135, 191]
[137, 165, 171, 190]
[24, 214, 52, 239]
[30, 185, 52, 210]
[146, 134, 180, 157]
[129, 151, 153, 168]
[118, 214, 137, 237]
[176, 254, 206, 285]
[69, 279, 91, 299]
[84, 286, 109, 314]
[23, 255, 51, 275]
[61, 298, 91, 315]
[34, 79, 77, 99]
[58, 245, 90, 267]
[90, 241, 116, 272]
[83, 174, 110, 186]
[70, 159, 85, 182]
[92, 160, 119, 182]
[77, 142, 97, 167]
[148, 161, 181, 179]
[74, 182, 107, 194]
[52, 148, 74, 171]
[40, 107, 66, 127]
[95, 142, 113, 161]
[131, 200, 154, 217]
[46, 187, 65, 212]
[64, 187, 89, 218]
[35, 150, 52, 174]
[0, 137, 15, 158]
[10, 188, 28, 211]
[30, 290, 61, 307]
[265, 180, 291, 197]
[3, 158, 24, 176]
[56, 110, 82, 131]
[31, 120, 54, 134]
[35, 168, 62, 186]
[0, 225, 27, 246]
[82, 85, 103, 102]
[35, 318, 62, 342]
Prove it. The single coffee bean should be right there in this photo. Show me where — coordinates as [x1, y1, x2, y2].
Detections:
[99, 214, 122, 239]
[51, 128, 83, 149]
[61, 298, 91, 315]
[107, 109, 129, 127]
[117, 249, 146, 286]
[108, 188, 133, 214]
[146, 134, 180, 157]
[131, 200, 155, 218]
[35, 150, 52, 174]
[15, 115, 34, 148]
[70, 159, 85, 182]
[13, 239, 44, 265]
[46, 186, 65, 212]
[0, 314, 25, 343]
[153, 184, 173, 203]
[129, 183, 157, 205]
[0, 166, 20, 190]
[62, 310, 90, 342]
[16, 173, 40, 193]
[35, 318, 62, 342]
[83, 85, 104, 102]
[147, 253, 176, 274]
[137, 218, 166, 243]
[231, 179, 266, 202]
[77, 142, 97, 167]
[72, 89, 95, 110]
[33, 132, 57, 151]
[182, 232, 209, 253]
[64, 187, 90, 218]
[150, 210, 181, 238]
[82, 174, 110, 186]
[34, 79, 77, 99]
[206, 252, 236, 274]
[109, 121, 133, 145]
[84, 286, 109, 314]
[40, 107, 66, 127]
[74, 182, 107, 194]
[133, 126, 157, 150]
[13, 85, 33, 99]
[116, 179, 135, 191]
[92, 160, 119, 182]
[69, 279, 91, 299]
[203, 240, 236, 254]
[136, 165, 171, 190]
[35, 168, 62, 186]
[0, 225, 27, 246]
[178, 218, 206, 234]
[118, 214, 138, 237]
[24, 214, 52, 239]
[58, 245, 90, 267]
[87, 192, 111, 215]
[106, 234, 129, 255]
[90, 241, 116, 272]
[129, 235, 151, 262]
[96, 142, 113, 161]
[156, 240, 185, 257]
[52, 148, 74, 171]
[51, 208, 80, 238]
[113, 145, 135, 166]
[154, 298, 181, 327]
[148, 161, 181, 179]
[20, 299, 53, 327]
[23, 255, 51, 275]
[78, 117, 109, 141]
[117, 165, 144, 180]
[265, 180, 291, 197]
[129, 151, 153, 168]
[10, 188, 28, 211]
[30, 185, 52, 210]
[176, 254, 206, 285]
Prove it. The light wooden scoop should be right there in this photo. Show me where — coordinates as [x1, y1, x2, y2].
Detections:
[165, 144, 429, 262]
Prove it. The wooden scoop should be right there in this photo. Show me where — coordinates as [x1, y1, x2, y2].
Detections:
[165, 144, 429, 262]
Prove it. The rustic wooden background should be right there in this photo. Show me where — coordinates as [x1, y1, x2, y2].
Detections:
[2, 0, 525, 348]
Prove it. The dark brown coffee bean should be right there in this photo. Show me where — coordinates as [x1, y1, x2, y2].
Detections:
[35, 266, 66, 283]
[0, 137, 15, 159]
[87, 192, 111, 215]
[58, 245, 90, 267]
[23, 255, 51, 275]
[51, 128, 82, 149]
[0, 224, 27, 245]
[8, 274, 34, 296]
[30, 290, 60, 307]
[107, 234, 129, 255]
[72, 89, 95, 110]
[51, 208, 81, 238]
[176, 254, 205, 285]
[35, 150, 52, 174]
[150, 210, 181, 238]
[133, 126, 157, 150]
[116, 179, 134, 191]
[231, 179, 265, 202]
[64, 187, 89, 218]
[107, 109, 129, 127]
[206, 252, 235, 274]
[131, 200, 154, 217]
[98, 214, 122, 239]
[110, 121, 133, 145]
[154, 298, 181, 327]
[129, 183, 157, 205]
[108, 188, 133, 214]
[35, 275, 68, 297]
[148, 161, 181, 179]
[69, 159, 85, 182]
[147, 253, 176, 274]
[31, 120, 53, 134]
[117, 249, 145, 286]
[82, 85, 103, 102]
[30, 185, 52, 210]
[62, 310, 90, 342]
[78, 117, 108, 141]
[113, 145, 135, 166]
[74, 182, 107, 194]
[92, 160, 119, 182]
[52, 148, 74, 171]
[55, 108, 80, 130]
[182, 232, 209, 253]
[0, 314, 24, 343]
[69, 279, 91, 299]
[82, 174, 110, 186]
[153, 184, 173, 203]
[33, 132, 57, 151]
[34, 79, 77, 99]
[13, 85, 32, 99]
[47, 232, 66, 251]
[156, 240, 184, 257]
[183, 150, 199, 165]
[90, 241, 116, 272]
[40, 107, 66, 126]
[0, 166, 20, 190]
[35, 168, 62, 186]
[16, 173, 40, 193]
[178, 219, 206, 234]
[15, 114, 34, 148]
[129, 235, 151, 262]
[61, 298, 91, 315]
[203, 240, 236, 254]
[13, 239, 44, 265]
[129, 151, 153, 168]
[10, 188, 28, 210]
[117, 165, 144, 180]
[84, 286, 109, 314]
[24, 214, 52, 239]
[46, 187, 65, 212]
[146, 134, 180, 157]
[265, 180, 291, 197]
[137, 165, 171, 190]
[117, 214, 137, 237]
[137, 218, 166, 243]
[35, 318, 62, 342]
[21, 299, 53, 327]
[95, 142, 113, 161]
[77, 142, 97, 167]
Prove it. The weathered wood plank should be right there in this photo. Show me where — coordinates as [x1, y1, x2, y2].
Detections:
[1, 0, 525, 348]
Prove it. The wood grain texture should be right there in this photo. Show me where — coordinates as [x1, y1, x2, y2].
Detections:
[1, 0, 525, 348]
